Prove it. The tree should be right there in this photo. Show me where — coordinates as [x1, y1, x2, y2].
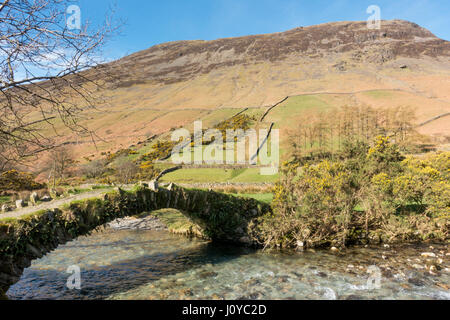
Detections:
[0, 0, 119, 166]
[82, 159, 107, 179]
[45, 146, 75, 188]
[114, 156, 138, 184]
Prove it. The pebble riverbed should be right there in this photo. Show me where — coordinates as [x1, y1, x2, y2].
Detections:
[6, 226, 449, 300]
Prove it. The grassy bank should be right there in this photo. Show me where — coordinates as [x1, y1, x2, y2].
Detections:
[142, 209, 204, 237]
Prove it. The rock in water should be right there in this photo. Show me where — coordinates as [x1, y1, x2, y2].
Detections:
[421, 252, 436, 258]
[107, 216, 167, 231]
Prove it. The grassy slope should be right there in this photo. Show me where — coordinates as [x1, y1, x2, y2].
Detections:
[27, 56, 450, 183]
[30, 58, 450, 162]
[160, 168, 279, 184]
[125, 88, 450, 185]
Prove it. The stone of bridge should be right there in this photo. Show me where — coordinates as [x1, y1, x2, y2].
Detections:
[0, 184, 271, 295]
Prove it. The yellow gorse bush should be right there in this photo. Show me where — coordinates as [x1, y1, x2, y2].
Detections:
[260, 138, 449, 249]
[0, 170, 44, 191]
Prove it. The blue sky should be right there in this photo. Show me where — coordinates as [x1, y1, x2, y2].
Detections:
[77, 0, 450, 61]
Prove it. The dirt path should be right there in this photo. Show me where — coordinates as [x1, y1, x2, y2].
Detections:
[0, 181, 274, 221]
[0, 188, 119, 221]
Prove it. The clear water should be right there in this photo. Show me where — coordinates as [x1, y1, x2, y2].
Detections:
[7, 228, 449, 300]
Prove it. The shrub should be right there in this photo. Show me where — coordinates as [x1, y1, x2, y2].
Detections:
[137, 161, 159, 180]
[81, 159, 108, 179]
[259, 137, 449, 249]
[0, 170, 44, 191]
[141, 141, 176, 162]
[113, 156, 139, 184]
[260, 160, 359, 248]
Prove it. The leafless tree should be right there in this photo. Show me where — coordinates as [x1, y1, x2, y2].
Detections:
[82, 158, 107, 179]
[0, 0, 119, 168]
[289, 104, 420, 160]
[45, 145, 74, 188]
[114, 156, 138, 184]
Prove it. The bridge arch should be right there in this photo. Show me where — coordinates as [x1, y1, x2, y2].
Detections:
[0, 185, 271, 295]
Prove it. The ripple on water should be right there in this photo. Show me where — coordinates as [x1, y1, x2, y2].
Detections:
[6, 228, 450, 300]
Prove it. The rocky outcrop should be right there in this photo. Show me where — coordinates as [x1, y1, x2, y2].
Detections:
[0, 184, 271, 295]
[101, 20, 449, 87]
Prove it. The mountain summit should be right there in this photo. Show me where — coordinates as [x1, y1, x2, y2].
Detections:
[106, 20, 449, 87]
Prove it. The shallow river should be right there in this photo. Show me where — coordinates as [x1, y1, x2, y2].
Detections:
[7, 228, 449, 300]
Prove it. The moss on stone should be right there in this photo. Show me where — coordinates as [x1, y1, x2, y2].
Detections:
[142, 209, 205, 238]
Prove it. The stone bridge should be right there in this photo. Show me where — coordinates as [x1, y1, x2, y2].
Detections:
[0, 184, 271, 295]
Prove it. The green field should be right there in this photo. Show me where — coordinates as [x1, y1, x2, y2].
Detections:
[160, 168, 279, 183]
[267, 95, 332, 127]
[230, 193, 273, 204]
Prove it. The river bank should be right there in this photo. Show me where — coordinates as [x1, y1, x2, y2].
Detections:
[1, 184, 448, 299]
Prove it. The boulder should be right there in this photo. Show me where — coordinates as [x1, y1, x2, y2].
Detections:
[41, 195, 52, 202]
[167, 183, 176, 191]
[15, 199, 26, 209]
[30, 192, 39, 206]
[1, 204, 11, 213]
[148, 180, 158, 191]
[239, 236, 252, 245]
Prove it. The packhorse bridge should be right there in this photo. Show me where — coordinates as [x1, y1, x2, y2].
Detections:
[0, 184, 271, 295]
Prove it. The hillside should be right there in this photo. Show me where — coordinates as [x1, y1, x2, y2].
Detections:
[30, 19, 450, 175]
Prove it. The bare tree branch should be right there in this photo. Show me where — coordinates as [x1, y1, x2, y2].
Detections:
[0, 0, 120, 169]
